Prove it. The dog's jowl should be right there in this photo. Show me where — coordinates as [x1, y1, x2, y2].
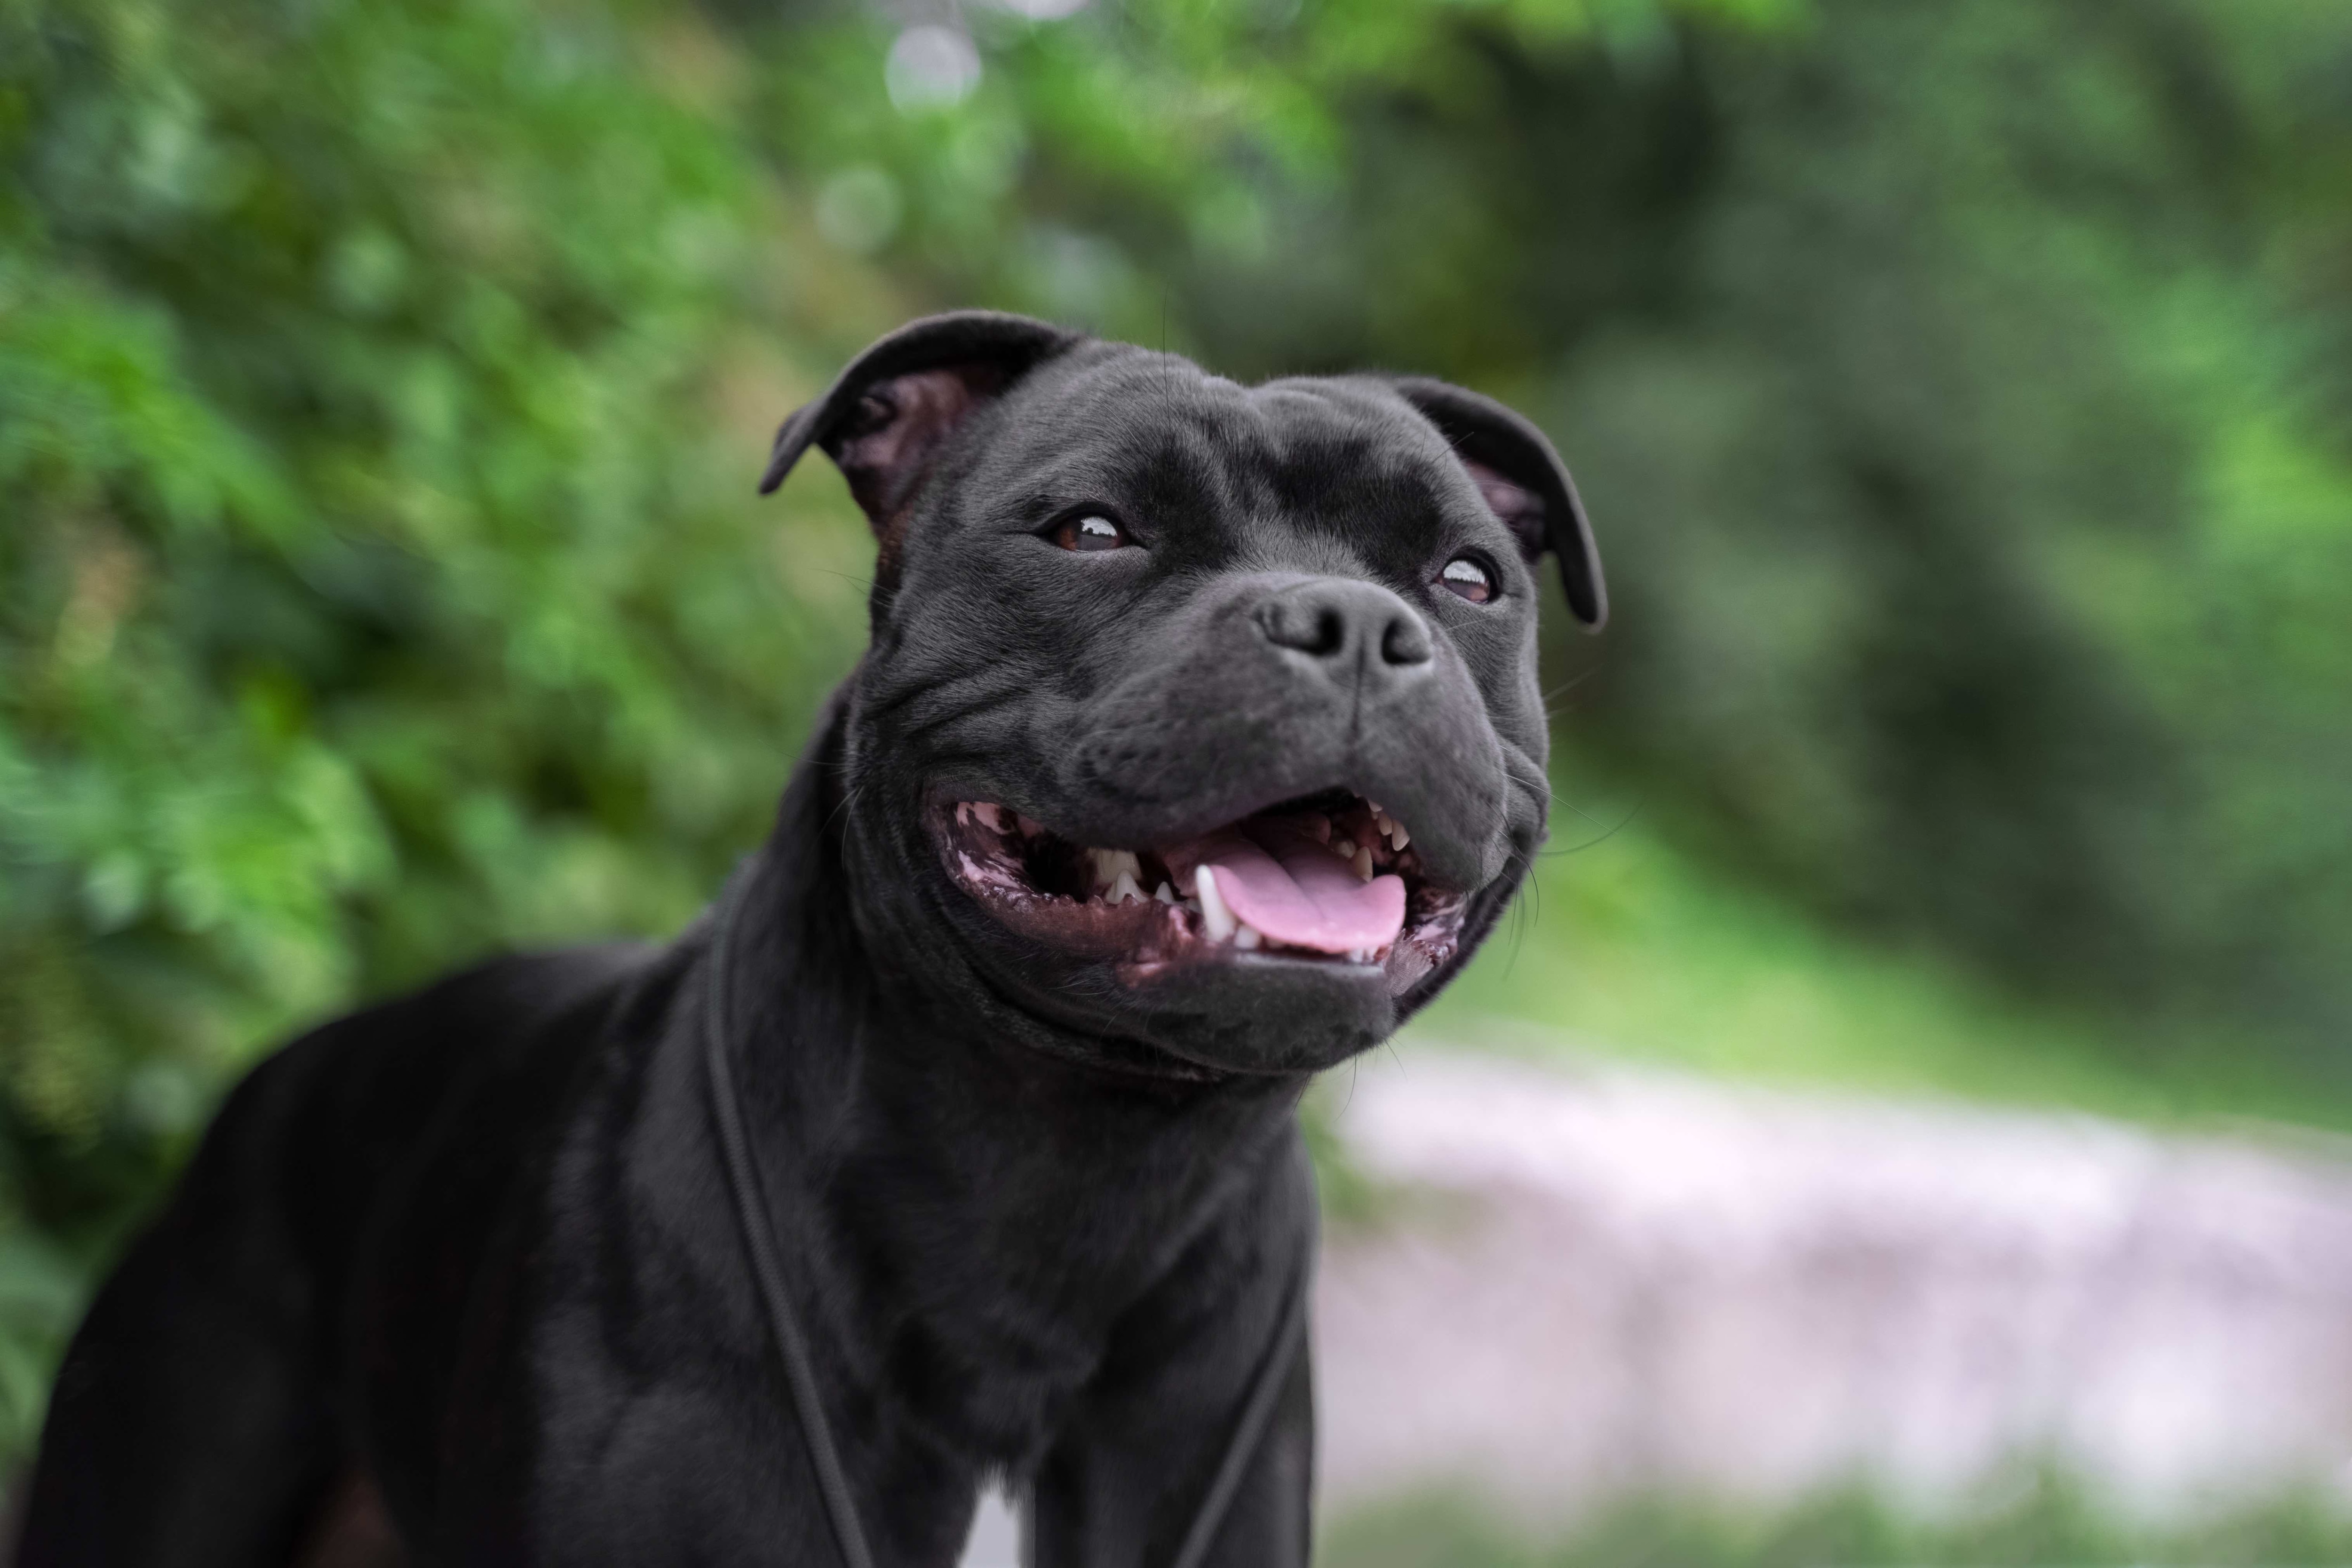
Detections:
[18, 313, 1604, 1568]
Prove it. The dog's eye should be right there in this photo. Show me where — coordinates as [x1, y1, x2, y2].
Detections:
[1438, 555, 1495, 604]
[1052, 515, 1129, 553]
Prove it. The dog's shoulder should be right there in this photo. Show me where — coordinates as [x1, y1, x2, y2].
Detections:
[244, 943, 658, 1138]
[159, 943, 660, 1285]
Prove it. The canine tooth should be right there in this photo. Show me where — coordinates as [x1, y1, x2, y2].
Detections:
[1086, 848, 1142, 889]
[1153, 881, 1176, 905]
[1234, 922, 1263, 950]
[1111, 870, 1144, 905]
[1353, 846, 1375, 882]
[1195, 866, 1237, 942]
[1391, 821, 1409, 849]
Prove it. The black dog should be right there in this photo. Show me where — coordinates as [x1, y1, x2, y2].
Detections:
[19, 312, 1603, 1567]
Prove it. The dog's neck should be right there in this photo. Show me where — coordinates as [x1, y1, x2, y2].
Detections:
[708, 699, 1305, 1448]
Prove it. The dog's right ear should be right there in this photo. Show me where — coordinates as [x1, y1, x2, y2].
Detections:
[759, 311, 1081, 537]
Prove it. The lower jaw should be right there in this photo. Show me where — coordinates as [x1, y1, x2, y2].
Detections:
[959, 914, 1445, 1079]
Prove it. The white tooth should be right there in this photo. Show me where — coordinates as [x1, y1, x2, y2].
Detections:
[1335, 839, 1357, 861]
[1353, 846, 1375, 882]
[1111, 870, 1143, 905]
[1391, 822, 1409, 850]
[1087, 848, 1141, 889]
[1182, 897, 1202, 915]
[1196, 865, 1237, 942]
[1234, 923, 1263, 950]
[1153, 881, 1176, 905]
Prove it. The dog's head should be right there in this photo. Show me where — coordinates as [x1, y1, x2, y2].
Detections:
[763, 312, 1603, 1077]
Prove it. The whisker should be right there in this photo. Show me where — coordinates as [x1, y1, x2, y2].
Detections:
[1541, 666, 1604, 704]
[1542, 800, 1642, 856]
[825, 781, 866, 834]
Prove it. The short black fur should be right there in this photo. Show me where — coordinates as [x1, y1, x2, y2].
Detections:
[18, 313, 1602, 1568]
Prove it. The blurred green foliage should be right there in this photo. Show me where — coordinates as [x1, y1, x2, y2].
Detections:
[1, 0, 2348, 1482]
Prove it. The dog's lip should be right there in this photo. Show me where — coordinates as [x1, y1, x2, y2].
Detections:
[922, 788, 1471, 992]
[915, 784, 1448, 889]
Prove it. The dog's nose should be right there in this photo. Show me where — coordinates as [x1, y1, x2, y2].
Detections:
[1254, 579, 1434, 685]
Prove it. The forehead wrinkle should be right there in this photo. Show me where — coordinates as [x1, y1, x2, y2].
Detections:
[1259, 375, 1482, 502]
[1060, 351, 1250, 424]
[1133, 385, 1445, 569]
[1125, 419, 1244, 529]
[1026, 356, 1262, 479]
[1206, 384, 1381, 511]
[1270, 432, 1445, 557]
[1228, 528, 1364, 581]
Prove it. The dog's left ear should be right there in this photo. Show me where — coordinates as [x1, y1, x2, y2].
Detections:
[759, 311, 1082, 535]
[1383, 377, 1607, 630]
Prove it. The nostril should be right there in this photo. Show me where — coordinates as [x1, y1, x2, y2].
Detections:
[1382, 613, 1433, 667]
[1312, 608, 1345, 657]
[1256, 582, 1430, 668]
[1257, 597, 1349, 657]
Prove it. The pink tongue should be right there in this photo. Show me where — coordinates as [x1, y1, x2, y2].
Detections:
[1168, 824, 1406, 954]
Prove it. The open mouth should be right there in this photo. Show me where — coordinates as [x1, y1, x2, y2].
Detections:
[934, 790, 1470, 992]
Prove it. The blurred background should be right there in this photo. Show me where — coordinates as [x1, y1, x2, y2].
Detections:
[5, 0, 2352, 1560]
